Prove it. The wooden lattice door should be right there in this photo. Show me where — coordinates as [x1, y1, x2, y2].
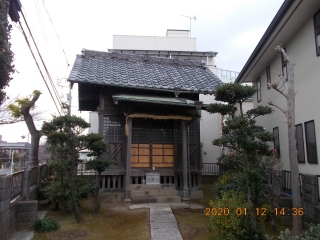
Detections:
[131, 119, 174, 168]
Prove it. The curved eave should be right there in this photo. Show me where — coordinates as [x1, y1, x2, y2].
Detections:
[68, 79, 214, 95]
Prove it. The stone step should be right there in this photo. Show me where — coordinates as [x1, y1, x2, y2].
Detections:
[131, 196, 181, 204]
[130, 184, 176, 191]
[131, 189, 178, 198]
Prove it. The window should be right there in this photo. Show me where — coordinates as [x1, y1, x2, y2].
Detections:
[295, 124, 305, 163]
[304, 120, 318, 163]
[266, 66, 271, 90]
[314, 8, 320, 56]
[273, 127, 280, 158]
[281, 48, 287, 80]
[256, 77, 261, 102]
[103, 116, 125, 143]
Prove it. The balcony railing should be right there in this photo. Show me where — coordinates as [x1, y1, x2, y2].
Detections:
[201, 163, 219, 175]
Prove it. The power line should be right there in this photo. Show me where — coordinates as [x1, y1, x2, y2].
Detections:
[20, 9, 68, 115]
[18, 21, 61, 115]
[40, 0, 69, 68]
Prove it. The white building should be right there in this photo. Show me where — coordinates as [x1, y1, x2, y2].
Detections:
[236, 0, 320, 175]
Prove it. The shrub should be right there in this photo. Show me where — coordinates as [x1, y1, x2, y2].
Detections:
[265, 224, 320, 240]
[31, 217, 60, 233]
[206, 190, 264, 240]
[300, 224, 320, 240]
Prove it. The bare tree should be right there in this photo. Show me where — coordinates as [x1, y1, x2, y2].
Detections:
[268, 46, 302, 236]
[8, 90, 42, 168]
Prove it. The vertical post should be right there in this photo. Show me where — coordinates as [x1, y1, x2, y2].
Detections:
[22, 170, 31, 200]
[102, 176, 106, 189]
[68, 82, 72, 115]
[125, 118, 132, 201]
[182, 121, 189, 198]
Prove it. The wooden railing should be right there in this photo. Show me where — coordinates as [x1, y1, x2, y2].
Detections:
[11, 171, 23, 200]
[201, 163, 220, 175]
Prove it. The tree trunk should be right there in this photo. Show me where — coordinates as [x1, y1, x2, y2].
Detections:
[60, 171, 67, 217]
[67, 171, 85, 223]
[68, 132, 85, 223]
[246, 156, 257, 228]
[93, 172, 100, 214]
[20, 93, 41, 169]
[286, 55, 302, 236]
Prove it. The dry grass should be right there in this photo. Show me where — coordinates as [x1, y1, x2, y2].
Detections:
[34, 183, 293, 240]
[33, 200, 150, 240]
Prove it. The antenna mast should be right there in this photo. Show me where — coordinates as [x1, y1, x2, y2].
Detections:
[182, 15, 197, 37]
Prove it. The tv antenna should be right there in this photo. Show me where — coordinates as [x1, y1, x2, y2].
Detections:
[182, 15, 197, 37]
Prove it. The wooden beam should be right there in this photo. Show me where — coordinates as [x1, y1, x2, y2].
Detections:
[125, 118, 132, 200]
[182, 120, 189, 197]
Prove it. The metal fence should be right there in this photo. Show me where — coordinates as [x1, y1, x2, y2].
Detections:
[11, 171, 23, 200]
[201, 163, 220, 175]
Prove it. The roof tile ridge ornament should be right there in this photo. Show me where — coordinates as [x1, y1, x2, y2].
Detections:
[81, 48, 86, 58]
[111, 52, 119, 59]
[201, 61, 207, 69]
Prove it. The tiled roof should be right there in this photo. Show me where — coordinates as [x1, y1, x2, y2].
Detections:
[68, 49, 223, 94]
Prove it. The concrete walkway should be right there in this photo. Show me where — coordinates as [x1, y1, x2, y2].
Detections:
[8, 211, 47, 240]
[129, 202, 204, 240]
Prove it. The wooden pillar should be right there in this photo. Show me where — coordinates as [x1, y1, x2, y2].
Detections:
[102, 176, 106, 189]
[113, 175, 116, 189]
[118, 175, 122, 189]
[125, 118, 132, 200]
[182, 120, 189, 197]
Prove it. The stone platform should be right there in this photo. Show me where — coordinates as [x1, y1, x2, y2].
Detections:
[130, 184, 181, 204]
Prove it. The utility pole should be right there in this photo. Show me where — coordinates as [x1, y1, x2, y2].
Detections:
[182, 15, 197, 37]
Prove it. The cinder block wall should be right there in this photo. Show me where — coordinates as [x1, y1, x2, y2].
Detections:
[0, 175, 12, 240]
[0, 174, 39, 240]
[273, 173, 320, 227]
[301, 174, 320, 227]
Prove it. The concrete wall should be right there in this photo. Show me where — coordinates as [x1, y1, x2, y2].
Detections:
[199, 94, 222, 164]
[252, 14, 320, 175]
[88, 112, 99, 133]
[113, 35, 196, 51]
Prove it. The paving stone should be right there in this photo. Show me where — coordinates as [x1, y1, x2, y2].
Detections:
[149, 206, 183, 240]
[8, 230, 33, 240]
[150, 221, 178, 229]
[151, 228, 183, 240]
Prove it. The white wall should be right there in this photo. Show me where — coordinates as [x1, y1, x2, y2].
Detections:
[88, 112, 99, 133]
[113, 35, 196, 51]
[252, 15, 320, 175]
[199, 94, 222, 163]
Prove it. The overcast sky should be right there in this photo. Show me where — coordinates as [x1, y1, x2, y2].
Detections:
[0, 0, 283, 143]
